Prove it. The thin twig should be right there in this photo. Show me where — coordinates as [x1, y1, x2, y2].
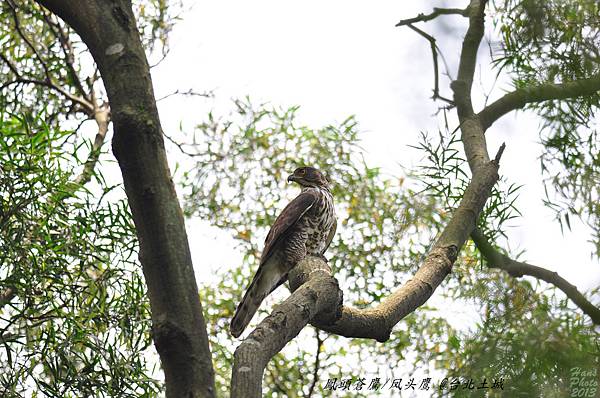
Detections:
[0, 78, 93, 112]
[306, 330, 323, 398]
[406, 24, 455, 105]
[493, 143, 506, 165]
[40, 9, 88, 99]
[149, 50, 170, 69]
[163, 132, 203, 157]
[156, 88, 213, 102]
[0, 52, 21, 76]
[7, 0, 51, 79]
[396, 7, 469, 27]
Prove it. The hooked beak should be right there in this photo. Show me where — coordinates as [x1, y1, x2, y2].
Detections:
[287, 174, 298, 183]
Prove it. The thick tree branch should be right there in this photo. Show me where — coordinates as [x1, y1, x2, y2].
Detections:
[315, 149, 503, 341]
[232, 146, 505, 396]
[233, 3, 504, 393]
[471, 229, 600, 325]
[450, 0, 600, 330]
[230, 3, 509, 395]
[36, 1, 216, 397]
[451, 0, 489, 171]
[477, 74, 600, 131]
[231, 257, 342, 398]
[396, 7, 469, 27]
[454, 0, 487, 115]
[308, 247, 456, 342]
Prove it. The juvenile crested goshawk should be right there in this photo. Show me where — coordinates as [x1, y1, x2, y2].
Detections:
[230, 166, 337, 338]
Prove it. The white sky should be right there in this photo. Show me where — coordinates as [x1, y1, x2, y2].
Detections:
[149, 0, 599, 294]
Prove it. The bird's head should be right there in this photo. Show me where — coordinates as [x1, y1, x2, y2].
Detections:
[287, 166, 330, 188]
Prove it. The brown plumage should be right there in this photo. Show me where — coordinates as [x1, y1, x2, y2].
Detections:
[230, 166, 337, 338]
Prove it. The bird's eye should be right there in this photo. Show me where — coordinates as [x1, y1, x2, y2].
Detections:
[298, 169, 306, 175]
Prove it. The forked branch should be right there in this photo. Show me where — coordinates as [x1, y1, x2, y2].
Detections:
[231, 145, 506, 397]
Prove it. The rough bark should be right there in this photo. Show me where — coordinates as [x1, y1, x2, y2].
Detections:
[35, 1, 216, 397]
[231, 257, 341, 398]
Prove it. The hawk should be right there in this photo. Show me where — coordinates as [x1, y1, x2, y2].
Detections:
[230, 166, 337, 338]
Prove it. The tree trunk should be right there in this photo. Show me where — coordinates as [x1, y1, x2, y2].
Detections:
[35, 1, 216, 397]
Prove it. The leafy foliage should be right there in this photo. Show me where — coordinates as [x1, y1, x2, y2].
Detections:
[178, 93, 599, 395]
[0, 0, 181, 122]
[541, 125, 600, 255]
[0, 114, 159, 397]
[134, 0, 184, 56]
[0, 0, 81, 122]
[412, 108, 599, 397]
[442, 277, 600, 398]
[181, 99, 439, 298]
[492, 0, 600, 255]
[494, 0, 600, 84]
[179, 99, 453, 396]
[412, 129, 522, 243]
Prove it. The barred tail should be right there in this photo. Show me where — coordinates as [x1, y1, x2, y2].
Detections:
[230, 259, 285, 338]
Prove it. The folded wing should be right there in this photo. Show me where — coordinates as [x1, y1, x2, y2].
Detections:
[230, 191, 317, 337]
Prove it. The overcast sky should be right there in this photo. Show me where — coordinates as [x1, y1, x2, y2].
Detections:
[147, 0, 599, 304]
